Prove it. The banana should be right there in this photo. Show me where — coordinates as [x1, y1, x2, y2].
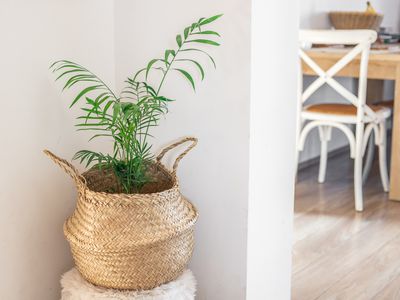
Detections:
[366, 1, 377, 14]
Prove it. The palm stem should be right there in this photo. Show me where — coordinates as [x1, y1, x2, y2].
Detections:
[141, 43, 184, 147]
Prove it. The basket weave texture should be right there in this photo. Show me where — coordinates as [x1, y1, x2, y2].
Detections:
[329, 12, 383, 31]
[44, 137, 199, 291]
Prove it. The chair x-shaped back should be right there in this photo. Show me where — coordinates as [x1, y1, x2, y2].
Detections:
[299, 43, 376, 119]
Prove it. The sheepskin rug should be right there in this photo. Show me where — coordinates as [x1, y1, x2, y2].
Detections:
[61, 269, 196, 300]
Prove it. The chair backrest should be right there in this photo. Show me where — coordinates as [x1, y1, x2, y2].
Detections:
[299, 30, 377, 119]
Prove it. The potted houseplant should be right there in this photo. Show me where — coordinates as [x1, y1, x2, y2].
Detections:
[45, 14, 222, 290]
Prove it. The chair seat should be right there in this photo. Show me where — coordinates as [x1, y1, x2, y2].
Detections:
[373, 100, 394, 109]
[302, 103, 391, 123]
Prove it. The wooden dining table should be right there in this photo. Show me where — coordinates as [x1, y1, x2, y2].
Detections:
[302, 48, 400, 201]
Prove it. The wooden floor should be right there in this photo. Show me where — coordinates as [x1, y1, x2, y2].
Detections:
[292, 152, 400, 300]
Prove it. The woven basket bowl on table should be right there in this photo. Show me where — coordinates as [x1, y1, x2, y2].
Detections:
[329, 12, 383, 31]
[44, 137, 199, 291]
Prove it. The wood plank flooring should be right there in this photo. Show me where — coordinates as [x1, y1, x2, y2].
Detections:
[292, 153, 400, 300]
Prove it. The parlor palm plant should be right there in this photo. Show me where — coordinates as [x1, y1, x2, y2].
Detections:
[51, 14, 222, 193]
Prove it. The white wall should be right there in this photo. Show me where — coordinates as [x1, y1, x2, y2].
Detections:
[114, 1, 251, 299]
[0, 1, 114, 299]
[246, 0, 298, 299]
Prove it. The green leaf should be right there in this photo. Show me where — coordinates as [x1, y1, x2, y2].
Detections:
[86, 152, 97, 166]
[144, 84, 157, 96]
[191, 23, 197, 31]
[133, 68, 146, 81]
[176, 59, 205, 80]
[176, 34, 182, 47]
[77, 116, 111, 121]
[53, 64, 84, 73]
[63, 74, 94, 90]
[88, 134, 114, 142]
[146, 59, 158, 80]
[76, 127, 109, 132]
[184, 27, 190, 39]
[103, 100, 114, 117]
[121, 102, 133, 112]
[85, 97, 96, 106]
[180, 48, 217, 68]
[156, 96, 174, 102]
[96, 94, 110, 106]
[164, 51, 170, 67]
[75, 123, 109, 127]
[193, 30, 221, 37]
[187, 39, 220, 46]
[199, 14, 223, 26]
[49, 61, 60, 69]
[174, 68, 195, 91]
[70, 85, 102, 108]
[164, 50, 175, 67]
[113, 102, 121, 123]
[55, 69, 84, 81]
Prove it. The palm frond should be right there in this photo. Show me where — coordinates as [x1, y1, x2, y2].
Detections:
[51, 60, 118, 107]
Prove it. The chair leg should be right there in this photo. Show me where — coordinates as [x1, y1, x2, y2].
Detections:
[354, 123, 364, 212]
[318, 140, 328, 183]
[318, 126, 331, 183]
[378, 121, 390, 192]
[362, 132, 375, 185]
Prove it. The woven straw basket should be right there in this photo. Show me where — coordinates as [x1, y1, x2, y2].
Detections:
[44, 137, 199, 290]
[329, 12, 383, 31]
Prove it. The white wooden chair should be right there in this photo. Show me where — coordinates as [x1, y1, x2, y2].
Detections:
[297, 30, 391, 212]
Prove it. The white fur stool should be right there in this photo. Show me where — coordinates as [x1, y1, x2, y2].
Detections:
[61, 268, 196, 300]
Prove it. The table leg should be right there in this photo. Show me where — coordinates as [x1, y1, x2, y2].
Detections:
[389, 67, 400, 200]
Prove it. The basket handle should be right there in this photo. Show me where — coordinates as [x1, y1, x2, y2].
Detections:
[156, 137, 198, 173]
[43, 150, 87, 188]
